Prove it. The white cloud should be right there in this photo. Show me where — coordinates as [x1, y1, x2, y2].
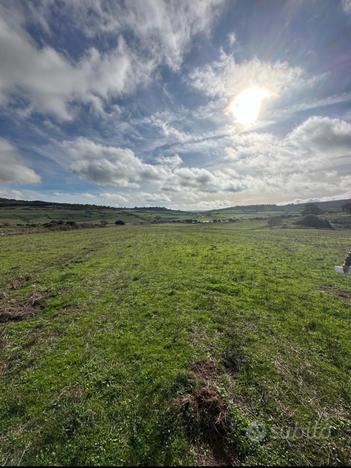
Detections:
[189, 51, 305, 99]
[35, 0, 223, 70]
[342, 0, 351, 15]
[65, 112, 348, 208]
[150, 113, 190, 143]
[288, 116, 351, 154]
[0, 188, 25, 200]
[0, 138, 40, 184]
[0, 12, 150, 120]
[62, 137, 245, 196]
[113, 0, 223, 71]
[65, 138, 166, 187]
[227, 32, 236, 46]
[0, 0, 223, 119]
[220, 116, 351, 202]
[155, 154, 184, 169]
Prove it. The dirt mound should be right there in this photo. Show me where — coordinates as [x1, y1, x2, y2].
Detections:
[177, 360, 240, 466]
[0, 291, 48, 323]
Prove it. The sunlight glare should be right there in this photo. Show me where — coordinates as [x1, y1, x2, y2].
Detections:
[228, 86, 270, 125]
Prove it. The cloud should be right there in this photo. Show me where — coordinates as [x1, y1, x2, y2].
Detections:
[0, 0, 223, 119]
[32, 0, 223, 70]
[288, 116, 351, 154]
[150, 113, 190, 143]
[342, 0, 351, 15]
[62, 137, 245, 195]
[172, 166, 244, 193]
[220, 116, 351, 202]
[64, 114, 350, 206]
[0, 11, 150, 120]
[0, 138, 40, 184]
[65, 138, 166, 187]
[189, 51, 305, 100]
[155, 154, 183, 169]
[227, 32, 236, 46]
[0, 188, 25, 200]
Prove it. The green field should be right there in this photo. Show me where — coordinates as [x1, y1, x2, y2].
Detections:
[0, 223, 350, 465]
[1, 198, 350, 234]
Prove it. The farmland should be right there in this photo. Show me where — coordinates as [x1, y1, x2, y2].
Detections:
[1, 197, 350, 235]
[0, 221, 350, 465]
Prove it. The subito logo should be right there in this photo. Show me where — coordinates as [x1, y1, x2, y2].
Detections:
[246, 422, 266, 442]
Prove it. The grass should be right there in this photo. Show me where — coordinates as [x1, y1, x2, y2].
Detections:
[2, 198, 350, 231]
[0, 223, 350, 465]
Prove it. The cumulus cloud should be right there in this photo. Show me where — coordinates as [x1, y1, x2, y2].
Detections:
[5, 113, 350, 208]
[60, 113, 351, 206]
[288, 116, 351, 154]
[62, 137, 245, 195]
[221, 116, 351, 202]
[0, 138, 40, 184]
[64, 138, 166, 187]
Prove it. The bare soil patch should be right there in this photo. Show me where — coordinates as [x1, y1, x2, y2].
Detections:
[320, 285, 351, 301]
[7, 274, 31, 290]
[0, 291, 49, 323]
[176, 360, 240, 466]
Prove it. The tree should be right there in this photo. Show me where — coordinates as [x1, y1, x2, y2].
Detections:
[296, 215, 332, 229]
[302, 203, 323, 216]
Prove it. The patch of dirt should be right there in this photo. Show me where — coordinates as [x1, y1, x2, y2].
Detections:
[7, 274, 31, 290]
[0, 291, 49, 323]
[191, 359, 219, 381]
[320, 285, 351, 301]
[176, 360, 240, 466]
[196, 443, 239, 466]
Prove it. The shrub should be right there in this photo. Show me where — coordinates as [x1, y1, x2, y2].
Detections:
[267, 216, 282, 228]
[296, 215, 332, 229]
[115, 220, 125, 225]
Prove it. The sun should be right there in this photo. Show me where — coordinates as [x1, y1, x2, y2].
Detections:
[228, 86, 270, 125]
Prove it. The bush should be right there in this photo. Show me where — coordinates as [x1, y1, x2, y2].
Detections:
[115, 220, 125, 225]
[267, 216, 282, 228]
[296, 215, 332, 229]
[43, 220, 80, 231]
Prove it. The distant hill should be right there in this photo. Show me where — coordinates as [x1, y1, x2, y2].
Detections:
[0, 196, 350, 230]
[204, 199, 350, 216]
[1, 196, 349, 212]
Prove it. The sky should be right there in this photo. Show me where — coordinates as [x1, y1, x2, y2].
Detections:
[0, 0, 351, 210]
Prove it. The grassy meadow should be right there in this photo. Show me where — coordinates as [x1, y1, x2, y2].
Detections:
[0, 222, 350, 465]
